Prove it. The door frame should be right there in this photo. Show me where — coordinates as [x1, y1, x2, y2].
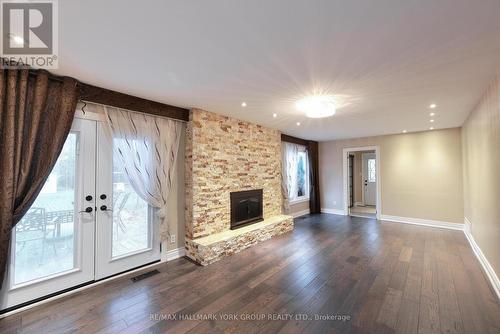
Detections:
[342, 146, 381, 219]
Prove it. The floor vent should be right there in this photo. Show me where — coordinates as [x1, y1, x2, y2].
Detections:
[131, 269, 160, 282]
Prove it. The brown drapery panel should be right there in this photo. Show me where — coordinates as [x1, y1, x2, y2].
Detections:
[0, 68, 78, 287]
[307, 141, 321, 214]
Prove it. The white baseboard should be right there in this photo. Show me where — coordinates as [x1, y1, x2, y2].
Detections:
[464, 216, 472, 234]
[321, 208, 347, 215]
[463, 217, 500, 299]
[163, 247, 186, 262]
[379, 214, 464, 231]
[291, 209, 310, 218]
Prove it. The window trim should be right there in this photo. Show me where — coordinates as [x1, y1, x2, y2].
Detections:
[289, 196, 310, 205]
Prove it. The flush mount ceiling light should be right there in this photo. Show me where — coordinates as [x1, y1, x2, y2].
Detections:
[429, 112, 435, 116]
[272, 113, 277, 118]
[296, 95, 336, 118]
[296, 122, 301, 126]
[429, 103, 437, 109]
[241, 102, 247, 107]
[402, 130, 407, 133]
[430, 119, 435, 123]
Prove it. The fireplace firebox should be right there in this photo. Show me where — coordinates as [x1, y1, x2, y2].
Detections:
[230, 189, 263, 230]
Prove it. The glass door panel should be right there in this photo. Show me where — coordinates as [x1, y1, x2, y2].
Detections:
[112, 164, 151, 258]
[13, 134, 77, 285]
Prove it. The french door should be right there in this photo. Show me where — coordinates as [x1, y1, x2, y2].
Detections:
[1, 117, 160, 310]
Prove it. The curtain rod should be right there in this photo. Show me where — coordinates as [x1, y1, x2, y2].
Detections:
[27, 69, 67, 83]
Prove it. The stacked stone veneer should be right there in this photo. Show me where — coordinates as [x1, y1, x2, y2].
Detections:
[185, 109, 292, 264]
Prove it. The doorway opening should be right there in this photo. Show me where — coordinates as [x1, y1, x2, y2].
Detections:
[343, 146, 380, 219]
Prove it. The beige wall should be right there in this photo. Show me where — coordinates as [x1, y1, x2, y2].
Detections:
[320, 128, 464, 223]
[289, 200, 310, 216]
[462, 74, 500, 276]
[165, 123, 186, 251]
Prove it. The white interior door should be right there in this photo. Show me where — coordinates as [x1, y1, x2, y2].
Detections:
[362, 153, 377, 206]
[95, 124, 160, 280]
[1, 118, 96, 309]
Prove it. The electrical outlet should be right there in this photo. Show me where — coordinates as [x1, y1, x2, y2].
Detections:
[170, 234, 176, 244]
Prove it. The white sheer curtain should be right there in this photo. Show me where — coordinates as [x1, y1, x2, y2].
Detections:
[281, 142, 299, 213]
[102, 106, 182, 241]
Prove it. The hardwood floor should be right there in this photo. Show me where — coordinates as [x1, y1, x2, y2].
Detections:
[1, 214, 499, 334]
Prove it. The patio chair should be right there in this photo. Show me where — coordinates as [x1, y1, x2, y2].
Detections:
[15, 208, 47, 255]
[44, 210, 75, 255]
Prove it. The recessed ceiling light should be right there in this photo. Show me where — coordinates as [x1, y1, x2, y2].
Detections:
[429, 104, 437, 109]
[241, 102, 247, 107]
[430, 119, 434, 123]
[430, 127, 434, 130]
[272, 113, 277, 118]
[296, 95, 336, 118]
[10, 34, 24, 45]
[429, 112, 435, 116]
[296, 122, 301, 126]
[402, 130, 407, 133]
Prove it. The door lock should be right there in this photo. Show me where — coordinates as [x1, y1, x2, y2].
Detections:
[100, 205, 113, 212]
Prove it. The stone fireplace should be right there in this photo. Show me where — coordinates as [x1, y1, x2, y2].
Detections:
[230, 189, 264, 230]
[185, 109, 293, 265]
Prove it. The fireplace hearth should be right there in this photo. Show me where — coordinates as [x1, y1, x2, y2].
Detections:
[230, 189, 263, 229]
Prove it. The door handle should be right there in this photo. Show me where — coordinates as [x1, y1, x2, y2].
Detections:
[79, 207, 93, 213]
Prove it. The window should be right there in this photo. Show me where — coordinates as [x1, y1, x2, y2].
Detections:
[291, 148, 309, 202]
[296, 151, 308, 198]
[368, 158, 376, 182]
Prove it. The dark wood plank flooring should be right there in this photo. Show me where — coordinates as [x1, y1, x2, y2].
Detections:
[1, 214, 499, 334]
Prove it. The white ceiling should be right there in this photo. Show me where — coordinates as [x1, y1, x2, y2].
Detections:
[55, 0, 500, 141]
